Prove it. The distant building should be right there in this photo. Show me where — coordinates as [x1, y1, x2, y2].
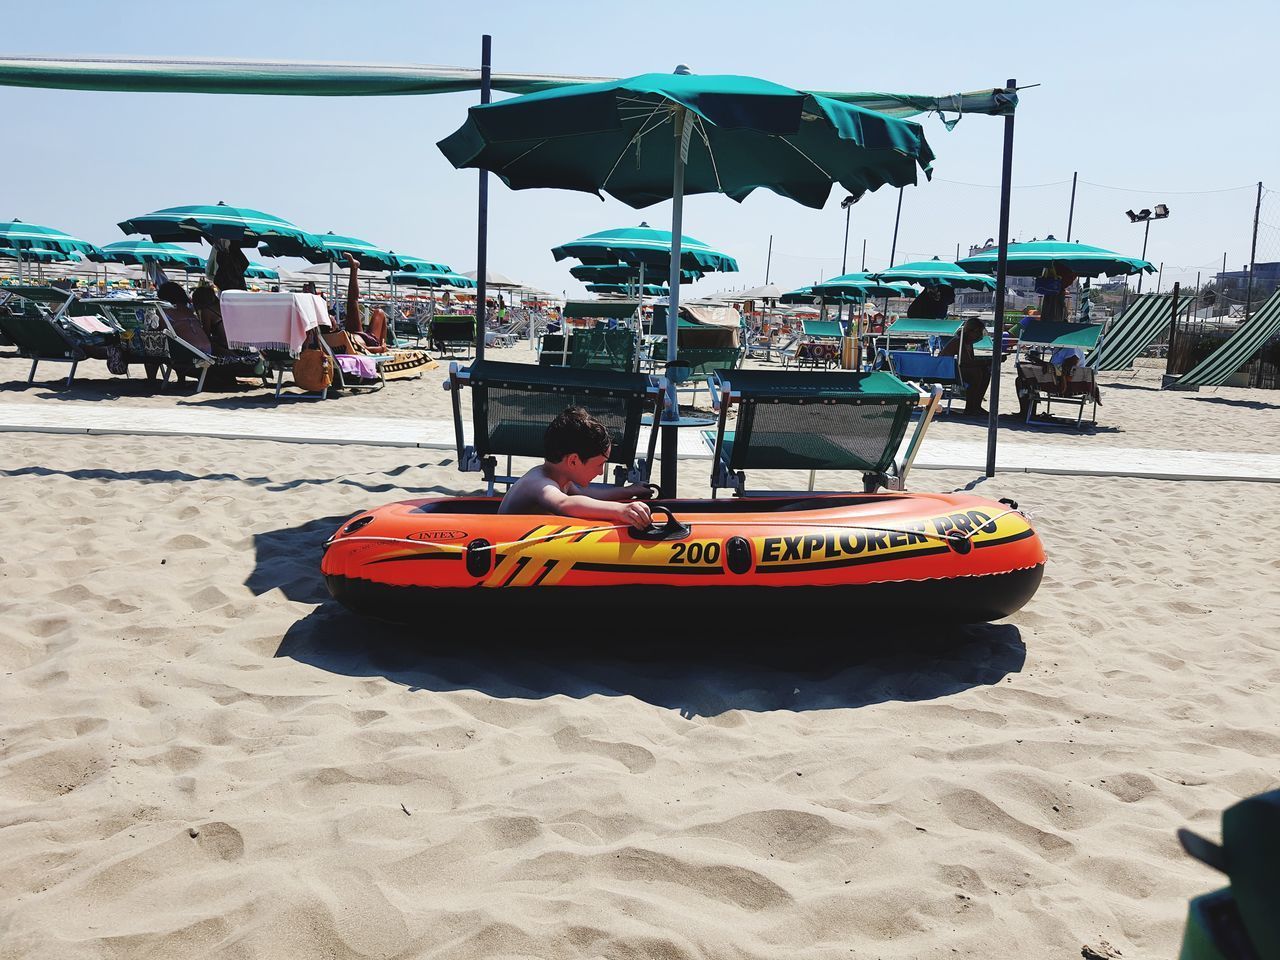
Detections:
[1215, 261, 1280, 304]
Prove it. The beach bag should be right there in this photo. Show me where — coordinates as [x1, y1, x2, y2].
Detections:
[293, 336, 333, 392]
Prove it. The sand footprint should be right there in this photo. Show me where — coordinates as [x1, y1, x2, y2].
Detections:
[552, 726, 655, 774]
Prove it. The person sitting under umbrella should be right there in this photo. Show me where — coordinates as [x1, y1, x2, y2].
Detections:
[940, 315, 991, 417]
[906, 284, 955, 320]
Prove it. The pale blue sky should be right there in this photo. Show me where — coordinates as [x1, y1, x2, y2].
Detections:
[4, 0, 1277, 297]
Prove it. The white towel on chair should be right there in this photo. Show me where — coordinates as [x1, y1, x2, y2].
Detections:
[220, 291, 328, 357]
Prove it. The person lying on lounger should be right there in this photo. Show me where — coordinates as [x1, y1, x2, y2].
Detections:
[499, 406, 653, 526]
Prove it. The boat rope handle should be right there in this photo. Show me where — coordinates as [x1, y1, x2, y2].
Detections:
[334, 509, 1026, 553]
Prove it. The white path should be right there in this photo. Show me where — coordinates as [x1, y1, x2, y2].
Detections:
[1, 401, 1278, 483]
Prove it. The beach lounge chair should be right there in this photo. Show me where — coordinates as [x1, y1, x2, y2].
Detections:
[430, 315, 476, 357]
[0, 285, 113, 386]
[1168, 289, 1280, 389]
[447, 359, 662, 495]
[1014, 320, 1104, 428]
[1088, 293, 1196, 372]
[710, 369, 942, 495]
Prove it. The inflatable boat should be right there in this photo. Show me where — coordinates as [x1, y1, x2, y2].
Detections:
[322, 492, 1045, 624]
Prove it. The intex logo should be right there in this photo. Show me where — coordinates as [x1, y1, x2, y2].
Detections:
[406, 530, 468, 542]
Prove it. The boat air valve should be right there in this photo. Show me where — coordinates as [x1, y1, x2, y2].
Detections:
[465, 538, 493, 577]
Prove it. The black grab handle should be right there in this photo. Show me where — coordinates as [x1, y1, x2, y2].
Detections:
[630, 503, 691, 541]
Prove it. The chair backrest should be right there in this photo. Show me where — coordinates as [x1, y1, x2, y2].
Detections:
[431, 315, 476, 345]
[719, 370, 918, 474]
[801, 319, 845, 340]
[0, 310, 78, 359]
[889, 350, 960, 383]
[569, 328, 636, 371]
[677, 345, 743, 376]
[463, 359, 657, 469]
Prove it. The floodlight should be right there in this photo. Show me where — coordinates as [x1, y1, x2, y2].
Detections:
[1154, 204, 1170, 218]
[1125, 209, 1139, 222]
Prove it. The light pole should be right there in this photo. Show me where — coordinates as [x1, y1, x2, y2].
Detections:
[840, 195, 855, 324]
[1126, 204, 1169, 294]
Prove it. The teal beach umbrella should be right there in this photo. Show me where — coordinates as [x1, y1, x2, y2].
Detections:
[0, 220, 97, 279]
[263, 230, 400, 271]
[390, 270, 476, 289]
[813, 272, 919, 298]
[395, 255, 455, 275]
[118, 202, 319, 257]
[570, 263, 701, 285]
[244, 263, 279, 280]
[585, 283, 668, 296]
[958, 238, 1154, 278]
[91, 239, 206, 269]
[553, 224, 737, 274]
[870, 257, 997, 289]
[439, 67, 934, 494]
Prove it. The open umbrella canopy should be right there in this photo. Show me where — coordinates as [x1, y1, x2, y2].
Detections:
[118, 202, 319, 257]
[90, 238, 205, 268]
[958, 238, 1154, 278]
[553, 223, 737, 274]
[391, 270, 477, 289]
[439, 71, 934, 209]
[1, 244, 79, 263]
[0, 219, 98, 256]
[244, 263, 279, 280]
[262, 230, 399, 270]
[585, 282, 668, 296]
[870, 258, 996, 289]
[394, 254, 454, 275]
[781, 285, 865, 305]
[462, 269, 523, 289]
[814, 272, 919, 299]
[569, 263, 701, 285]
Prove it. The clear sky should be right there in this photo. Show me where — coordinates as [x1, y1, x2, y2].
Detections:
[4, 0, 1278, 298]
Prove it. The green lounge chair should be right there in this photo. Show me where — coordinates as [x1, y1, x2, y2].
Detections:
[1015, 320, 1104, 428]
[448, 359, 661, 495]
[710, 369, 940, 495]
[1169, 289, 1280, 389]
[0, 285, 102, 385]
[430, 315, 476, 357]
[568, 328, 637, 371]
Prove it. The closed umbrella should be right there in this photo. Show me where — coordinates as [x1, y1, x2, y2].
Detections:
[439, 67, 933, 494]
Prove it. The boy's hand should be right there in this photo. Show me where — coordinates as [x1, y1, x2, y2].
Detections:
[623, 483, 655, 500]
[618, 500, 652, 528]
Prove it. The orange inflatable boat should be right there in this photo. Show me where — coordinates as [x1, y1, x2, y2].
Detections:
[323, 492, 1045, 624]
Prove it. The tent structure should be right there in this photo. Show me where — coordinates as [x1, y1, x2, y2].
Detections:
[1088, 293, 1197, 372]
[1171, 289, 1280, 388]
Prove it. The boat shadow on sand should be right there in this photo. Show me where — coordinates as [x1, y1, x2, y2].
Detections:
[261, 518, 1027, 718]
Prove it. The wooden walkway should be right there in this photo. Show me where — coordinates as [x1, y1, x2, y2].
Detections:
[2, 402, 1278, 482]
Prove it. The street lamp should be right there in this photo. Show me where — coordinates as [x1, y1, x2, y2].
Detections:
[1125, 204, 1170, 293]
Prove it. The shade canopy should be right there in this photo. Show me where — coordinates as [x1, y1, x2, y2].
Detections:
[870, 258, 996, 289]
[118, 202, 319, 257]
[553, 224, 737, 274]
[813, 272, 918, 298]
[585, 283, 668, 296]
[781, 285, 866, 305]
[0, 219, 98, 256]
[438, 71, 935, 210]
[262, 230, 398, 270]
[244, 263, 279, 280]
[394, 254, 455, 275]
[569, 263, 701, 285]
[1, 244, 79, 263]
[462, 269, 523, 289]
[90, 239, 205, 268]
[958, 238, 1154, 278]
[390, 270, 477, 289]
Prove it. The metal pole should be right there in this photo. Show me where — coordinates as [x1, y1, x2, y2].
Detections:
[1137, 218, 1150, 294]
[1244, 180, 1262, 321]
[860, 238, 867, 272]
[1066, 170, 1078, 241]
[764, 233, 773, 284]
[984, 79, 1017, 478]
[1164, 281, 1181, 378]
[660, 105, 692, 497]
[474, 34, 492, 361]
[1156, 262, 1163, 295]
[881, 188, 904, 316]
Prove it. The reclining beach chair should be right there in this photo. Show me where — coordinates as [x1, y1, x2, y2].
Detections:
[710, 369, 942, 495]
[0, 285, 113, 386]
[447, 359, 662, 495]
[568, 328, 638, 372]
[430, 315, 476, 357]
[1015, 320, 1104, 428]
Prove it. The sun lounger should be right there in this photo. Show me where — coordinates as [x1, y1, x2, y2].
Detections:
[1013, 321, 1104, 428]
[430, 315, 476, 357]
[1168, 289, 1280, 389]
[710, 369, 942, 495]
[0, 285, 108, 386]
[447, 359, 662, 495]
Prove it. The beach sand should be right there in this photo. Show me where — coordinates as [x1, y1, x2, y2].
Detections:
[1, 344, 1278, 958]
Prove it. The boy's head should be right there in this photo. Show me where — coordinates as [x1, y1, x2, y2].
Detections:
[545, 406, 611, 483]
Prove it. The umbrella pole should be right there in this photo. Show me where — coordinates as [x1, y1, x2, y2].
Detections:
[660, 108, 691, 498]
[985, 79, 1017, 478]
[474, 34, 493, 361]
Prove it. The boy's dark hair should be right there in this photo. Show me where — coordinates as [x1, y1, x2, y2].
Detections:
[544, 406, 610, 463]
[157, 281, 190, 308]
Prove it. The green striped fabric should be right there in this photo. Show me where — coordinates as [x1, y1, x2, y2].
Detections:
[1088, 294, 1195, 371]
[1173, 289, 1280, 388]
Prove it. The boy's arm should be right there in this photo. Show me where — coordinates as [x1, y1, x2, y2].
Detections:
[568, 481, 653, 502]
[540, 483, 651, 527]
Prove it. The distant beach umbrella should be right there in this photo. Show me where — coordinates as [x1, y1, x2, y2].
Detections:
[0, 219, 97, 256]
[391, 270, 477, 289]
[118, 202, 320, 257]
[569, 263, 702, 285]
[870, 258, 997, 289]
[90, 239, 206, 269]
[553, 223, 737, 274]
[244, 263, 279, 280]
[395, 255, 455, 275]
[585, 283, 669, 296]
[958, 238, 1154, 278]
[813, 272, 920, 298]
[261, 230, 401, 271]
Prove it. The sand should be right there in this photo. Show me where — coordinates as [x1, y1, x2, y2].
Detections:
[1, 342, 1279, 958]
